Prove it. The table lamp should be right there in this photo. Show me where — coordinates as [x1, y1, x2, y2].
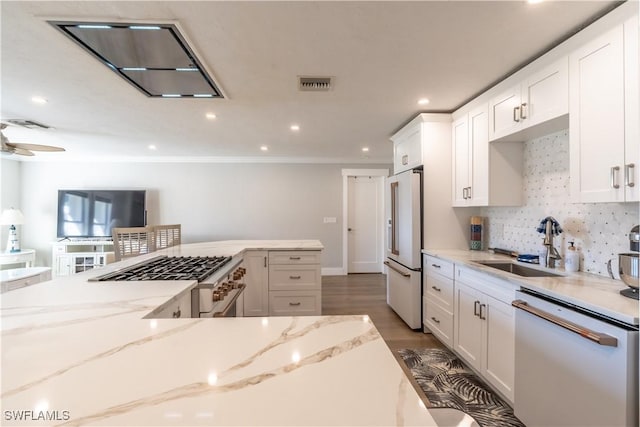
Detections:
[0, 208, 24, 253]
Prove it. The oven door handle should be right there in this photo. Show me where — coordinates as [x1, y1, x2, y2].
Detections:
[213, 284, 246, 317]
[512, 299, 618, 347]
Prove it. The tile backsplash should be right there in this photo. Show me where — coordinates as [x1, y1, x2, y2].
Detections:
[481, 129, 639, 277]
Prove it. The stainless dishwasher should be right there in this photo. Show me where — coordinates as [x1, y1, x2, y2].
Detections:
[512, 289, 638, 427]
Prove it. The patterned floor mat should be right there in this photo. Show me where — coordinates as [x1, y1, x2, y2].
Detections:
[398, 348, 525, 427]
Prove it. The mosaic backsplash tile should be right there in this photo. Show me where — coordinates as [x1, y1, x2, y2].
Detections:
[480, 129, 639, 277]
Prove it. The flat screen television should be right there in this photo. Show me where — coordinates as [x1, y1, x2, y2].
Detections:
[56, 190, 146, 239]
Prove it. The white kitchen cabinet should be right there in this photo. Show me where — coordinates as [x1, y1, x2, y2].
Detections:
[243, 250, 269, 317]
[454, 266, 517, 403]
[423, 255, 455, 347]
[569, 16, 639, 203]
[268, 250, 321, 316]
[150, 291, 191, 319]
[452, 103, 523, 207]
[489, 57, 568, 142]
[392, 122, 422, 174]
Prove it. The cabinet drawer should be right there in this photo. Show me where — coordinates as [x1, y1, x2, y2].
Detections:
[424, 255, 454, 279]
[269, 265, 321, 291]
[424, 273, 454, 311]
[269, 291, 321, 316]
[424, 298, 454, 348]
[269, 251, 321, 265]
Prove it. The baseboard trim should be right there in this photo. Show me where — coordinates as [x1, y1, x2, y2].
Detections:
[321, 267, 346, 276]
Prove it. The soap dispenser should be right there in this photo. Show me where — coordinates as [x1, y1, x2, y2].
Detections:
[565, 242, 580, 272]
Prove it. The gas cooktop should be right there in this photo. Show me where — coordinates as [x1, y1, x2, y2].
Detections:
[90, 256, 232, 282]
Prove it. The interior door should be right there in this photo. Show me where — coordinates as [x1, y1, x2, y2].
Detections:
[348, 176, 382, 273]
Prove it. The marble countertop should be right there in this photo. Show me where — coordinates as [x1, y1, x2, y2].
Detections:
[0, 240, 444, 426]
[423, 249, 639, 326]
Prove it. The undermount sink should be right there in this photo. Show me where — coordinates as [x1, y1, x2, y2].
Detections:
[475, 261, 563, 278]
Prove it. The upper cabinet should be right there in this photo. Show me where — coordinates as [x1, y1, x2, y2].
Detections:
[452, 103, 523, 207]
[569, 15, 639, 203]
[392, 122, 423, 174]
[489, 58, 569, 142]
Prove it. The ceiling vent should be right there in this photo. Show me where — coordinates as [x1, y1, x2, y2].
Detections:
[5, 119, 51, 129]
[49, 21, 224, 99]
[298, 77, 332, 92]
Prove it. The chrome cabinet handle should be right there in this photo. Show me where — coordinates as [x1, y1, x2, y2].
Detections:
[473, 300, 480, 317]
[625, 163, 635, 188]
[431, 285, 441, 292]
[512, 300, 618, 347]
[520, 102, 527, 119]
[479, 303, 486, 320]
[264, 256, 267, 268]
[513, 106, 520, 122]
[611, 166, 621, 189]
[289, 275, 301, 280]
[431, 317, 440, 324]
[467, 186, 472, 199]
[289, 256, 301, 260]
[289, 302, 301, 306]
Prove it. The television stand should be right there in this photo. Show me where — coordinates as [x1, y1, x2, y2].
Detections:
[51, 240, 115, 277]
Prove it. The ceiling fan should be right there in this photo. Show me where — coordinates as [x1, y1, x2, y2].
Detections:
[0, 123, 65, 156]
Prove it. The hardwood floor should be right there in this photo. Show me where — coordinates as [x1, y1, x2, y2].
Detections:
[322, 273, 444, 406]
[322, 273, 443, 351]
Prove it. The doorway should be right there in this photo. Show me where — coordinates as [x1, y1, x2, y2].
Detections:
[342, 169, 388, 274]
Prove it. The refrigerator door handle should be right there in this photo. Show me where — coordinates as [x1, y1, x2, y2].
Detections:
[384, 261, 410, 277]
[390, 181, 399, 255]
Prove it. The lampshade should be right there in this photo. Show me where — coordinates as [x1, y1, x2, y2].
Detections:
[0, 208, 24, 225]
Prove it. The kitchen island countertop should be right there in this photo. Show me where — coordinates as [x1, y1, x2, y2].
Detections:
[423, 249, 639, 326]
[1, 240, 444, 426]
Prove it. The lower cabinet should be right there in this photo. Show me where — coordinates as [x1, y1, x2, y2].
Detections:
[423, 255, 455, 347]
[454, 267, 516, 403]
[268, 250, 321, 316]
[150, 292, 191, 319]
[243, 251, 269, 316]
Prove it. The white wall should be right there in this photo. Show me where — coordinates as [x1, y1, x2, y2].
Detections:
[0, 159, 22, 252]
[19, 161, 391, 269]
[481, 129, 639, 277]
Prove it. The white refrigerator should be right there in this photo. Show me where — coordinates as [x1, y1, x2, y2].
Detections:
[385, 168, 422, 329]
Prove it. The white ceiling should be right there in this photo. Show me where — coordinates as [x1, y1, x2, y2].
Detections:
[0, 1, 619, 163]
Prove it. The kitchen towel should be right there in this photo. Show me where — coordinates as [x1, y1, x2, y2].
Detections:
[536, 216, 563, 236]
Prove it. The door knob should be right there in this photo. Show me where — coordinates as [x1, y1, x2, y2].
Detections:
[348, 228, 353, 231]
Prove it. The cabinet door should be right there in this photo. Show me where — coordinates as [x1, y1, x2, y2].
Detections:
[393, 124, 422, 174]
[452, 116, 470, 206]
[489, 85, 522, 141]
[454, 282, 483, 371]
[482, 295, 515, 403]
[243, 251, 269, 316]
[56, 254, 71, 276]
[522, 57, 569, 128]
[570, 25, 625, 203]
[624, 15, 639, 202]
[468, 104, 489, 206]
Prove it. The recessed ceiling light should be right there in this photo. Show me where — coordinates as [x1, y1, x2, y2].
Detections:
[290, 124, 300, 131]
[418, 98, 430, 105]
[362, 147, 370, 152]
[260, 145, 268, 151]
[206, 113, 216, 119]
[148, 144, 157, 150]
[31, 96, 48, 104]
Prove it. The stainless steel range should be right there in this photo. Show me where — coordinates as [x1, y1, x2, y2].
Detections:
[91, 255, 246, 318]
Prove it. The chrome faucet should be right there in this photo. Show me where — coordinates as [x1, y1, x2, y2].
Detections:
[543, 220, 562, 268]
